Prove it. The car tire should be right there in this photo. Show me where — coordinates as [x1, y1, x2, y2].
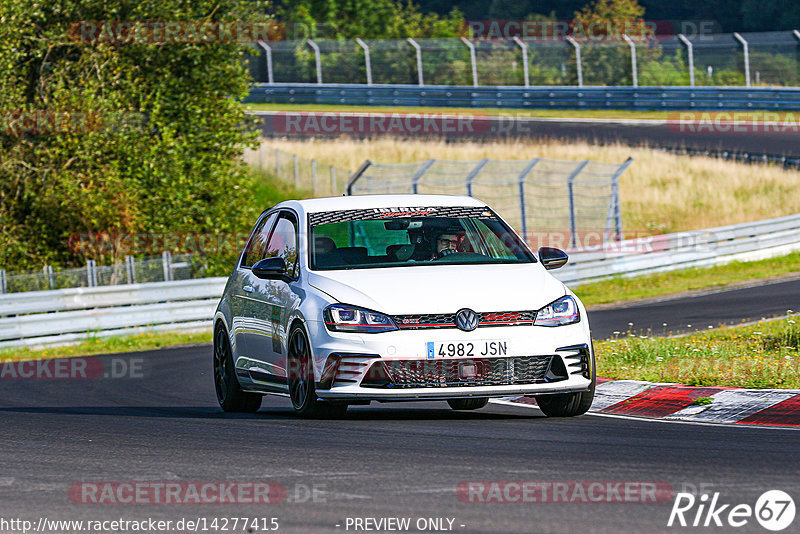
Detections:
[214, 324, 262, 413]
[447, 398, 489, 411]
[287, 324, 348, 419]
[534, 345, 596, 417]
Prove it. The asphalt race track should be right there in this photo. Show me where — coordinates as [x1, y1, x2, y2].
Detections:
[256, 111, 800, 158]
[588, 276, 800, 339]
[1, 344, 799, 534]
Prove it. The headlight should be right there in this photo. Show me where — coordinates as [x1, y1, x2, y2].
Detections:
[324, 304, 398, 333]
[534, 295, 580, 326]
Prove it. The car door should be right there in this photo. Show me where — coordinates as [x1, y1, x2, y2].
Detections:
[232, 211, 277, 381]
[246, 210, 301, 387]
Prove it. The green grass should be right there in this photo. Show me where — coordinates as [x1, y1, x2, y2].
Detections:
[596, 316, 800, 389]
[244, 103, 679, 120]
[249, 166, 312, 208]
[576, 251, 800, 308]
[0, 329, 212, 363]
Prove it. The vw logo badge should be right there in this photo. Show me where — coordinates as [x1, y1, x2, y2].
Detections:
[455, 308, 479, 332]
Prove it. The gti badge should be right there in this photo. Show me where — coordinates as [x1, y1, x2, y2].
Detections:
[455, 308, 479, 332]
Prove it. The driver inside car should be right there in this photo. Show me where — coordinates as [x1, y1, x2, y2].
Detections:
[432, 231, 461, 259]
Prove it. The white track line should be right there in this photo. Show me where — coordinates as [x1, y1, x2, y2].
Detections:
[488, 399, 800, 431]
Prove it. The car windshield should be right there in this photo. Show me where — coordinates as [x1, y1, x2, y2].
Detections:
[309, 205, 535, 270]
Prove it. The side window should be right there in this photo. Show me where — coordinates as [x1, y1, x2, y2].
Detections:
[265, 213, 299, 278]
[241, 213, 277, 268]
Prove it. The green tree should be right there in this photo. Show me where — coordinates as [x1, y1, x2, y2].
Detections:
[0, 0, 271, 272]
[570, 0, 655, 85]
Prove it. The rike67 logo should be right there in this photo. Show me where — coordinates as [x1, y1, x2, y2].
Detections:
[668, 490, 796, 531]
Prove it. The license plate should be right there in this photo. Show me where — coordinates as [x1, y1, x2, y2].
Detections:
[426, 340, 509, 359]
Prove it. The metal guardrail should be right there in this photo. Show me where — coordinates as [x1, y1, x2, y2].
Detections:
[0, 278, 226, 347]
[554, 213, 800, 285]
[247, 83, 800, 111]
[3, 214, 799, 347]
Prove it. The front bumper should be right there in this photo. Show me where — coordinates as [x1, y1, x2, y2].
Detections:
[305, 319, 593, 401]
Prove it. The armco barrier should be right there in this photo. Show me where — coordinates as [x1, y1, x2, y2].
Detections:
[555, 213, 800, 285]
[247, 83, 800, 111]
[0, 278, 226, 347]
[3, 214, 799, 346]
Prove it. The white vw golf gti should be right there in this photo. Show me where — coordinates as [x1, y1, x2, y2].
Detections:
[214, 194, 595, 417]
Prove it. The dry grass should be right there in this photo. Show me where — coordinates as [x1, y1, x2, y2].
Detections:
[260, 137, 800, 234]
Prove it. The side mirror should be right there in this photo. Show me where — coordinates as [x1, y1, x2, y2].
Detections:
[252, 257, 289, 280]
[538, 247, 568, 270]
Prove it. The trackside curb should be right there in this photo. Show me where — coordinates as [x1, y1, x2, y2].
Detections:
[508, 378, 800, 427]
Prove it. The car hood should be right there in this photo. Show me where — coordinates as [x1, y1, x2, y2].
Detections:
[306, 263, 566, 315]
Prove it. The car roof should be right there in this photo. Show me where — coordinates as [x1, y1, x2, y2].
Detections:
[270, 194, 487, 215]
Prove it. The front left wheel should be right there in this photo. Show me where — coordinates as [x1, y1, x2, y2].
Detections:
[214, 325, 262, 413]
[287, 324, 348, 419]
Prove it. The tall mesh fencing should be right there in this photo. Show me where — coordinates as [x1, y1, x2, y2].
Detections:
[251, 31, 800, 87]
[346, 157, 631, 250]
[1, 254, 206, 294]
[244, 145, 352, 198]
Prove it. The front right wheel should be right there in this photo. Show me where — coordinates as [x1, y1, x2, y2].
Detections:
[287, 324, 347, 419]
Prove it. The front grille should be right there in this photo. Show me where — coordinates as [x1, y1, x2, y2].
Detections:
[393, 310, 536, 330]
[362, 355, 564, 389]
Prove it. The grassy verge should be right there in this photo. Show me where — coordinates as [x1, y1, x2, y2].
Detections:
[0, 329, 212, 363]
[577, 251, 800, 308]
[595, 316, 800, 389]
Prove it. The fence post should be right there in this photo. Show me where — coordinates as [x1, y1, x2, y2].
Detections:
[565, 36, 583, 87]
[622, 35, 638, 87]
[733, 32, 751, 87]
[566, 160, 591, 249]
[407, 38, 424, 86]
[125, 255, 136, 284]
[411, 159, 436, 194]
[513, 37, 530, 87]
[355, 38, 372, 85]
[257, 40, 274, 84]
[611, 157, 633, 241]
[43, 265, 54, 289]
[346, 160, 373, 195]
[276, 149, 281, 178]
[460, 37, 478, 87]
[517, 158, 541, 243]
[293, 155, 299, 188]
[330, 166, 336, 195]
[307, 39, 322, 84]
[162, 251, 172, 282]
[677, 34, 695, 87]
[87, 259, 97, 287]
[465, 158, 489, 197]
[311, 159, 317, 196]
[0, 269, 5, 294]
